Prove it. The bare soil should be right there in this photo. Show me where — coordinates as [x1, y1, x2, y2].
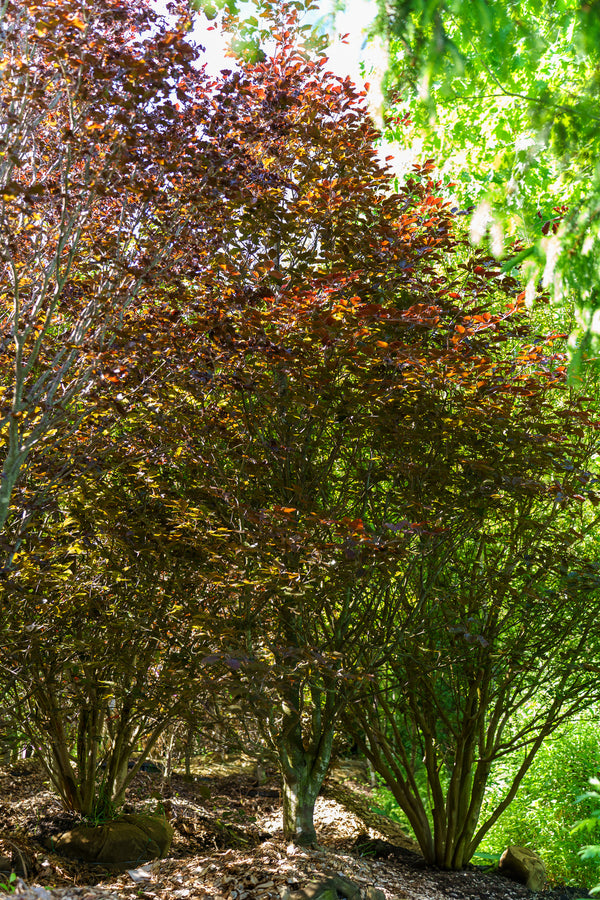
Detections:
[0, 758, 592, 900]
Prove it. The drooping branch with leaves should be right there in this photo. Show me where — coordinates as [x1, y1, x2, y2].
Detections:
[374, 0, 600, 362]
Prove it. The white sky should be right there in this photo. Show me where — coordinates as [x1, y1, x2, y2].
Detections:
[152, 0, 411, 174]
[320, 0, 386, 94]
[171, 0, 385, 101]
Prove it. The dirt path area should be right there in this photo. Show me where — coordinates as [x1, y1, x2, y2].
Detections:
[0, 759, 592, 900]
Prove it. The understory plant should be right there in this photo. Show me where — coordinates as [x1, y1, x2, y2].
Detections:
[477, 714, 600, 886]
[0, 872, 16, 893]
[572, 777, 600, 895]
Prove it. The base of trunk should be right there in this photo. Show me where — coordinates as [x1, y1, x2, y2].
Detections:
[282, 780, 318, 845]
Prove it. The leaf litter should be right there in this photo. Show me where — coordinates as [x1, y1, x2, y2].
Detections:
[0, 759, 592, 900]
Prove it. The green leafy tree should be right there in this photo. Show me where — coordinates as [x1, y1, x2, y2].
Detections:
[374, 0, 600, 362]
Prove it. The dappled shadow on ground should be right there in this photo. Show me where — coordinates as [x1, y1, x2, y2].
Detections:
[0, 760, 592, 900]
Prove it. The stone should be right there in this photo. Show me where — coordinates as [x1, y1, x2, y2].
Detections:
[126, 863, 158, 882]
[280, 876, 372, 900]
[499, 844, 547, 892]
[15, 887, 53, 900]
[363, 889, 386, 900]
[53, 813, 173, 865]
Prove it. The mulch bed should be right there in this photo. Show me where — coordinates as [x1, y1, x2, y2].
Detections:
[0, 760, 593, 900]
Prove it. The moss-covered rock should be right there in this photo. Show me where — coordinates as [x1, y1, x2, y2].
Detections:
[53, 813, 173, 864]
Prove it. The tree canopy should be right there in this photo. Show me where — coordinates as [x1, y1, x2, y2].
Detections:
[0, 0, 231, 551]
[372, 0, 600, 365]
[2, 0, 600, 875]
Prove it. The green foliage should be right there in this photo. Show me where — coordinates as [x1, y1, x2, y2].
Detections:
[0, 872, 16, 893]
[196, 0, 331, 64]
[375, 0, 600, 363]
[476, 714, 600, 886]
[573, 778, 600, 895]
[371, 776, 424, 834]
[84, 784, 119, 825]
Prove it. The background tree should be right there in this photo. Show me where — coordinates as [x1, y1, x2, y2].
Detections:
[1, 465, 217, 817]
[371, 0, 600, 362]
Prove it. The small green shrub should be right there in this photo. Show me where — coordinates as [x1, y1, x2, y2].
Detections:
[476, 713, 600, 886]
[0, 872, 16, 893]
[572, 777, 600, 895]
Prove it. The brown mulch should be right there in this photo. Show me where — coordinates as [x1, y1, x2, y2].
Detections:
[0, 759, 592, 900]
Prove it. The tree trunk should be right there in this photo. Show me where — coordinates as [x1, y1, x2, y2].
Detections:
[184, 722, 195, 778]
[162, 728, 176, 791]
[281, 764, 324, 845]
[279, 708, 333, 845]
